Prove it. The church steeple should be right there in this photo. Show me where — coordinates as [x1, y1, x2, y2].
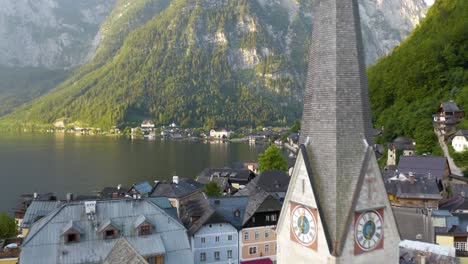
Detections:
[299, 0, 374, 255]
[276, 0, 400, 262]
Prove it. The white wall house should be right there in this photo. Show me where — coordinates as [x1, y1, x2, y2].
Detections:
[452, 130, 468, 152]
[210, 129, 232, 139]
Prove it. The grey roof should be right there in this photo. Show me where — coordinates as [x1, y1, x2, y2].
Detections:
[384, 175, 442, 200]
[131, 181, 153, 195]
[133, 215, 150, 229]
[441, 102, 463, 113]
[387, 137, 415, 150]
[235, 185, 281, 225]
[103, 238, 148, 264]
[255, 170, 290, 193]
[62, 220, 84, 235]
[197, 168, 254, 184]
[20, 199, 193, 264]
[97, 218, 119, 233]
[145, 197, 178, 220]
[297, 0, 376, 255]
[398, 156, 450, 180]
[209, 197, 248, 230]
[20, 200, 62, 228]
[452, 184, 468, 197]
[99, 186, 128, 199]
[178, 193, 226, 235]
[454, 129, 468, 140]
[439, 195, 468, 212]
[392, 207, 434, 243]
[151, 178, 203, 198]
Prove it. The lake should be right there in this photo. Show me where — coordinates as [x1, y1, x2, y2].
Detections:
[0, 134, 267, 213]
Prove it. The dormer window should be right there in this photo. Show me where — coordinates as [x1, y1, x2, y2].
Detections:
[234, 209, 240, 218]
[62, 220, 83, 244]
[134, 215, 153, 236]
[98, 218, 119, 240]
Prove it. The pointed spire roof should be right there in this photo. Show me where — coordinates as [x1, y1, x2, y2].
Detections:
[299, 0, 374, 255]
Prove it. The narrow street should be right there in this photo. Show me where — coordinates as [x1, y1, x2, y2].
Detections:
[435, 128, 463, 176]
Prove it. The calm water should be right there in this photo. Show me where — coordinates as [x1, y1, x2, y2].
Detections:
[0, 134, 267, 212]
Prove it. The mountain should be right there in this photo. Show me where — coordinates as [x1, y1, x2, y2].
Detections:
[0, 0, 428, 129]
[368, 0, 467, 154]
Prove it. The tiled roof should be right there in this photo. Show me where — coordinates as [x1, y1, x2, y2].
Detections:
[235, 185, 281, 225]
[197, 168, 254, 184]
[103, 238, 148, 264]
[384, 174, 442, 200]
[441, 102, 463, 113]
[398, 156, 449, 180]
[20, 199, 193, 264]
[151, 178, 203, 198]
[209, 197, 248, 230]
[255, 170, 290, 193]
[20, 200, 62, 228]
[179, 193, 226, 235]
[131, 181, 153, 195]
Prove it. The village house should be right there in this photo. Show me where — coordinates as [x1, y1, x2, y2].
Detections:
[384, 172, 442, 209]
[179, 193, 243, 264]
[452, 129, 468, 152]
[19, 199, 193, 264]
[433, 211, 468, 261]
[434, 101, 465, 137]
[247, 170, 290, 200]
[141, 120, 156, 132]
[13, 192, 58, 230]
[210, 129, 232, 139]
[235, 182, 282, 264]
[386, 137, 415, 166]
[98, 184, 128, 199]
[197, 168, 256, 191]
[150, 176, 204, 216]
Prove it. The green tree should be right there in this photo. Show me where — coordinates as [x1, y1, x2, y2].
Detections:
[291, 120, 301, 133]
[0, 212, 17, 239]
[258, 145, 287, 172]
[204, 181, 221, 197]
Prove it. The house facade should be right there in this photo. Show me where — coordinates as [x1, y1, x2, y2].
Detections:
[386, 137, 415, 166]
[434, 101, 465, 136]
[452, 130, 468, 152]
[210, 129, 232, 139]
[193, 224, 239, 264]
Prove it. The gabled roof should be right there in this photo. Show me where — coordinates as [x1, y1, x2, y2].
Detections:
[441, 102, 463, 113]
[103, 238, 148, 264]
[398, 156, 450, 180]
[134, 215, 151, 229]
[384, 175, 442, 200]
[20, 200, 62, 228]
[235, 185, 281, 225]
[454, 129, 468, 140]
[98, 218, 119, 233]
[20, 199, 193, 264]
[197, 168, 254, 183]
[255, 170, 290, 193]
[61, 220, 84, 235]
[179, 193, 226, 235]
[131, 181, 153, 195]
[151, 178, 203, 198]
[209, 197, 248, 230]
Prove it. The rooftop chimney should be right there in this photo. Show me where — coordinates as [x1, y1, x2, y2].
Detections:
[409, 173, 415, 185]
[66, 193, 74, 202]
[33, 192, 38, 199]
[173, 176, 179, 184]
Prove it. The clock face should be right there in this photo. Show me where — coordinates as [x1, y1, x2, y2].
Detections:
[291, 205, 317, 246]
[355, 210, 383, 252]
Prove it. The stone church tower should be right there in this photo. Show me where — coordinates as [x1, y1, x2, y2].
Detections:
[276, 0, 400, 263]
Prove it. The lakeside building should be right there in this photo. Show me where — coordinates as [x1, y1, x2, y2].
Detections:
[210, 129, 232, 139]
[20, 199, 193, 264]
[197, 168, 256, 192]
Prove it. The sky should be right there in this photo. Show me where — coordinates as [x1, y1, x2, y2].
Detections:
[424, 0, 435, 6]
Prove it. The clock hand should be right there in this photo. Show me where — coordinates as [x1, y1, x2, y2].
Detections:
[299, 211, 305, 234]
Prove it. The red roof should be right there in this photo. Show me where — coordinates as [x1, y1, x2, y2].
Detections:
[241, 258, 273, 264]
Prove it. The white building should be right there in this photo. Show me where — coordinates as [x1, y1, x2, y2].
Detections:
[452, 130, 468, 152]
[210, 129, 232, 139]
[141, 120, 155, 131]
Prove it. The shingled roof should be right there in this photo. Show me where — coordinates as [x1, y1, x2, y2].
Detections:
[103, 238, 148, 264]
[297, 0, 375, 255]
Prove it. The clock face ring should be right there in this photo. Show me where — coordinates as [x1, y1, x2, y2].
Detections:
[290, 205, 317, 246]
[355, 210, 383, 251]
